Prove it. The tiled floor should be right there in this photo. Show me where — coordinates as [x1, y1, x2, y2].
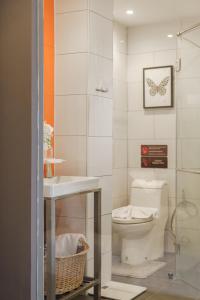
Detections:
[112, 254, 200, 300]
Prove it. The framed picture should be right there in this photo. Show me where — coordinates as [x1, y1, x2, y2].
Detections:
[143, 65, 173, 109]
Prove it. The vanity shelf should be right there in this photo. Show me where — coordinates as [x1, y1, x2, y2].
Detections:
[56, 277, 100, 300]
[44, 177, 101, 300]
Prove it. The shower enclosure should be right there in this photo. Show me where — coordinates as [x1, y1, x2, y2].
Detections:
[176, 21, 200, 289]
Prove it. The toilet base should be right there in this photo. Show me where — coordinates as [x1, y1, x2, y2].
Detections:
[121, 230, 164, 265]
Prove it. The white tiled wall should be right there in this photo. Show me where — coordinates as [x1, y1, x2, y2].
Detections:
[112, 23, 128, 255]
[113, 22, 128, 211]
[55, 0, 113, 284]
[127, 22, 178, 253]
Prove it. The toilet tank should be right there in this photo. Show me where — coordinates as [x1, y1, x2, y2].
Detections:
[130, 179, 168, 211]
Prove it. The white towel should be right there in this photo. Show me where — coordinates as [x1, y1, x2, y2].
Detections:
[56, 233, 86, 258]
[112, 205, 158, 220]
[132, 179, 167, 189]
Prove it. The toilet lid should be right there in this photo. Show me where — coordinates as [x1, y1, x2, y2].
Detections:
[112, 205, 157, 224]
[112, 215, 153, 224]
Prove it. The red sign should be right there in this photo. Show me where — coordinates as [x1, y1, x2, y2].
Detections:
[141, 145, 168, 157]
[141, 157, 168, 168]
[141, 145, 168, 169]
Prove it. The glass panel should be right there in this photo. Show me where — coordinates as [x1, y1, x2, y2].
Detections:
[176, 24, 200, 289]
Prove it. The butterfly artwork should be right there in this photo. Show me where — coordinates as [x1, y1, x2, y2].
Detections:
[143, 66, 173, 108]
[146, 76, 170, 96]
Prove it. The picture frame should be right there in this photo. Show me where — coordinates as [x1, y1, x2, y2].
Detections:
[143, 65, 174, 109]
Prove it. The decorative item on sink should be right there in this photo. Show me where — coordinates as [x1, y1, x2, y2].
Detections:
[43, 121, 54, 160]
[43, 122, 65, 178]
[143, 65, 174, 108]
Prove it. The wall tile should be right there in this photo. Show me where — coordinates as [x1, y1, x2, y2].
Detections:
[88, 96, 112, 137]
[87, 137, 112, 176]
[154, 110, 176, 139]
[55, 95, 87, 135]
[88, 54, 113, 99]
[178, 46, 200, 79]
[177, 171, 200, 201]
[55, 0, 88, 13]
[177, 78, 200, 109]
[86, 251, 112, 284]
[90, 12, 113, 59]
[55, 136, 86, 176]
[128, 111, 154, 139]
[178, 108, 200, 139]
[181, 139, 200, 169]
[89, 0, 113, 20]
[112, 195, 128, 210]
[112, 169, 127, 199]
[127, 53, 154, 82]
[100, 176, 113, 215]
[113, 80, 127, 111]
[113, 22, 127, 55]
[154, 49, 176, 66]
[56, 195, 86, 218]
[113, 110, 127, 139]
[128, 81, 143, 111]
[55, 53, 88, 95]
[55, 11, 88, 54]
[86, 214, 112, 259]
[56, 216, 85, 236]
[113, 52, 127, 81]
[87, 175, 113, 218]
[113, 139, 127, 169]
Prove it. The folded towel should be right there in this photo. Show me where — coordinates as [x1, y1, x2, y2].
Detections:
[132, 179, 167, 189]
[112, 205, 159, 220]
[56, 233, 86, 258]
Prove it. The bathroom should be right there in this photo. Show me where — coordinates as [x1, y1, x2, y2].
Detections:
[41, 0, 200, 299]
[1, 0, 200, 299]
[42, 0, 200, 299]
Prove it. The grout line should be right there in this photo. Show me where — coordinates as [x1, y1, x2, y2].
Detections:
[56, 9, 88, 15]
[89, 9, 113, 23]
[55, 51, 113, 61]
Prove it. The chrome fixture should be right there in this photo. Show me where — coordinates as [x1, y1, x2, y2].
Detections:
[177, 22, 200, 37]
[96, 87, 109, 93]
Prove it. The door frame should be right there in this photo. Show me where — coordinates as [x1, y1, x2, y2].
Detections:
[32, 0, 44, 299]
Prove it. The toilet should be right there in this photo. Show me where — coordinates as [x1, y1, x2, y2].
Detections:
[112, 179, 168, 266]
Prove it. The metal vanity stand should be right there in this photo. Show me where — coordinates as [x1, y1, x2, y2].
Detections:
[45, 187, 101, 300]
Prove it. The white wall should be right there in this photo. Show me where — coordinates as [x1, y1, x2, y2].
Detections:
[113, 22, 128, 209]
[112, 22, 128, 255]
[54, 0, 113, 284]
[127, 22, 178, 253]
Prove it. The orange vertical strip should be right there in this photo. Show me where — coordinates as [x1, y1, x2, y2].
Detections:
[44, 0, 54, 128]
[44, 0, 54, 176]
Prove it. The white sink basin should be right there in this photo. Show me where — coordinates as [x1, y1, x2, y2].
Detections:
[44, 176, 100, 198]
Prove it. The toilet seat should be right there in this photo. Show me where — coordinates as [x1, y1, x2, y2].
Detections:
[112, 215, 153, 224]
[112, 205, 157, 225]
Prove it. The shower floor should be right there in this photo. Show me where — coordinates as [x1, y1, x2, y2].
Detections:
[112, 253, 200, 300]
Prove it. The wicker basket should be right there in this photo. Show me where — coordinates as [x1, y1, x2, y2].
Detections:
[44, 239, 89, 295]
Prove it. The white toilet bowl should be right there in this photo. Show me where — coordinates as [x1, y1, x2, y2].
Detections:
[112, 179, 168, 266]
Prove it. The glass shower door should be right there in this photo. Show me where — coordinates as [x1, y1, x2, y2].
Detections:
[176, 23, 200, 289]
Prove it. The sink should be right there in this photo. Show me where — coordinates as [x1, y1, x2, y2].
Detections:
[44, 176, 100, 198]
